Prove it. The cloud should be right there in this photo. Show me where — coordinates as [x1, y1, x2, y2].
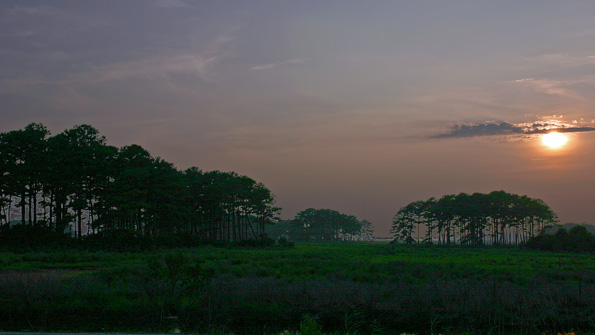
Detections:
[5, 4, 109, 30]
[432, 122, 522, 138]
[432, 121, 595, 139]
[513, 77, 583, 99]
[152, 0, 193, 9]
[2, 25, 236, 92]
[6, 5, 65, 17]
[82, 54, 219, 83]
[0, 53, 219, 93]
[527, 53, 595, 67]
[251, 58, 309, 71]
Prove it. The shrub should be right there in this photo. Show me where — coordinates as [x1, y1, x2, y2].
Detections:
[277, 236, 295, 248]
[232, 234, 276, 248]
[81, 229, 151, 251]
[525, 225, 595, 253]
[300, 315, 324, 335]
[0, 224, 73, 251]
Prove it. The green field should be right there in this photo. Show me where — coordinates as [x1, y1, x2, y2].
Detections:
[1, 243, 594, 334]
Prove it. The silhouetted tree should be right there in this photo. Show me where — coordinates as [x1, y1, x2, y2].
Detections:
[290, 208, 372, 241]
[0, 123, 49, 226]
[391, 200, 428, 243]
[392, 191, 558, 246]
[0, 123, 280, 245]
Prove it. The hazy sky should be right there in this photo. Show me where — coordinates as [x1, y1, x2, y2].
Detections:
[3, 1, 595, 236]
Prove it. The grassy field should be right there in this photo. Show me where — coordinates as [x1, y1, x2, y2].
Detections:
[1, 242, 594, 334]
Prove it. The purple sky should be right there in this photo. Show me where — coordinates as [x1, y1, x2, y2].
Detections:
[2, 0, 595, 236]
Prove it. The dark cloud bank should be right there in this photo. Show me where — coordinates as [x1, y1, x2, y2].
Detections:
[433, 122, 595, 139]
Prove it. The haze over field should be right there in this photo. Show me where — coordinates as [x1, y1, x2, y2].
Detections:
[2, 1, 595, 236]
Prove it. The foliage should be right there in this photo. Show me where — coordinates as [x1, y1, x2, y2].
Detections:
[2, 243, 595, 334]
[0, 123, 280, 245]
[526, 225, 595, 252]
[300, 315, 324, 335]
[290, 208, 373, 242]
[277, 236, 295, 248]
[231, 234, 276, 248]
[0, 224, 72, 251]
[392, 191, 558, 246]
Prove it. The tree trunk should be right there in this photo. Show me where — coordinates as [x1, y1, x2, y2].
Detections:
[77, 208, 82, 239]
[21, 190, 26, 225]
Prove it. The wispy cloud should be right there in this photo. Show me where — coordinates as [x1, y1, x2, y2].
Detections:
[74, 28, 236, 84]
[5, 4, 109, 30]
[432, 120, 595, 139]
[83, 54, 218, 83]
[6, 5, 66, 17]
[2, 26, 236, 92]
[152, 0, 193, 8]
[527, 53, 595, 66]
[251, 58, 309, 71]
[0, 53, 219, 94]
[513, 77, 583, 99]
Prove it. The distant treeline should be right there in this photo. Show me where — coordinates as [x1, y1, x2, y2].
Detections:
[267, 208, 374, 242]
[526, 225, 595, 252]
[392, 191, 558, 246]
[0, 123, 280, 244]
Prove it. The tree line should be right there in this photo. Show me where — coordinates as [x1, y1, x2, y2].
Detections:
[526, 224, 595, 252]
[279, 208, 374, 241]
[391, 191, 558, 246]
[0, 123, 280, 243]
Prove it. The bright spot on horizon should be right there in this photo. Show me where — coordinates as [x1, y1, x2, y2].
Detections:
[541, 132, 568, 149]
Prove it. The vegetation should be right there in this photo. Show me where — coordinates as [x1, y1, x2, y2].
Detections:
[526, 225, 595, 252]
[0, 123, 375, 249]
[3, 123, 595, 334]
[391, 191, 557, 246]
[0, 123, 279, 243]
[1, 243, 595, 334]
[289, 208, 374, 242]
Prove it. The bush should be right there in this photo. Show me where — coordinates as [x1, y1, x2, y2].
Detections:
[568, 225, 595, 252]
[232, 234, 276, 248]
[525, 225, 595, 252]
[0, 224, 73, 251]
[0, 225, 290, 252]
[277, 236, 295, 248]
[81, 229, 151, 251]
[300, 315, 324, 335]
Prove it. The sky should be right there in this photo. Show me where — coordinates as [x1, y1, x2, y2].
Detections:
[2, 0, 595, 236]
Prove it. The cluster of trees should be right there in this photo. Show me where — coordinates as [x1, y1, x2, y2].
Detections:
[286, 208, 374, 241]
[0, 123, 280, 243]
[526, 225, 595, 252]
[391, 191, 558, 246]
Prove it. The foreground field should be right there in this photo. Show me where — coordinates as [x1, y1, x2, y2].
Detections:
[1, 243, 595, 334]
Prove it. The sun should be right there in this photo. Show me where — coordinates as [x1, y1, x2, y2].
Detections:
[541, 132, 568, 149]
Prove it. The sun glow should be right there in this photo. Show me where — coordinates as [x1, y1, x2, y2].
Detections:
[541, 132, 568, 149]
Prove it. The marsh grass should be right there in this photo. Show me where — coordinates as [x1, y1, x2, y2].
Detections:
[2, 243, 595, 334]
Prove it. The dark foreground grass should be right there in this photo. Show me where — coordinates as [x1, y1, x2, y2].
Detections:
[1, 243, 595, 334]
